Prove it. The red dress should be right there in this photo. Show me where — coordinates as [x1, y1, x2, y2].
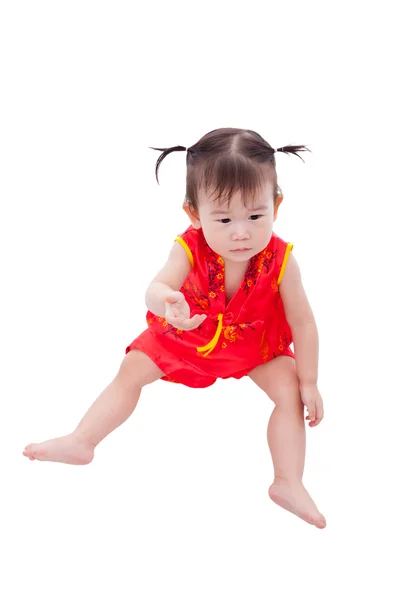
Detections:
[125, 226, 295, 388]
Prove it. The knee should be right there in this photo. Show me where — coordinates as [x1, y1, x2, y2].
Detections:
[118, 349, 163, 388]
[271, 378, 303, 411]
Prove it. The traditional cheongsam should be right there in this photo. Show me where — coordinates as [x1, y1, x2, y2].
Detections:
[125, 226, 295, 388]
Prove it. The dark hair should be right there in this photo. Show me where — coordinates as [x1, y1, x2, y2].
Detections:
[150, 128, 310, 213]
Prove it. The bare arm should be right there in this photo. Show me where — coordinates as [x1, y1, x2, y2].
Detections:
[279, 253, 319, 386]
[144, 241, 192, 317]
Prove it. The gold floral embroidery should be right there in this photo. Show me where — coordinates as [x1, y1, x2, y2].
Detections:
[271, 278, 278, 293]
[197, 298, 209, 310]
[259, 250, 277, 279]
[201, 243, 226, 304]
[260, 330, 269, 361]
[223, 325, 241, 343]
[237, 254, 261, 298]
[222, 342, 227, 348]
[279, 332, 291, 351]
[219, 322, 255, 347]
[182, 279, 210, 311]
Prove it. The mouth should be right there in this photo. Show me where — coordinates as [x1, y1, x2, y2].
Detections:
[230, 247, 251, 252]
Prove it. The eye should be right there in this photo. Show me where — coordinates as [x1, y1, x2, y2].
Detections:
[217, 214, 264, 224]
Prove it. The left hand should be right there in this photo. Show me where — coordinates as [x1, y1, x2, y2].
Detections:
[300, 383, 324, 427]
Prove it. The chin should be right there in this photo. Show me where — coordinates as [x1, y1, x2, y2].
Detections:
[225, 251, 255, 262]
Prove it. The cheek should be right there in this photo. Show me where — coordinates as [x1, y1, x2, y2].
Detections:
[208, 228, 224, 245]
[260, 217, 274, 230]
[201, 224, 223, 247]
[205, 222, 221, 235]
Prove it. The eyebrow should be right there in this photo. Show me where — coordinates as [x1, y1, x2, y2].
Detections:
[210, 205, 269, 215]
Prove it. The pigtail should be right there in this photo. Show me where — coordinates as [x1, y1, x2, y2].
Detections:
[277, 145, 311, 163]
[149, 145, 187, 184]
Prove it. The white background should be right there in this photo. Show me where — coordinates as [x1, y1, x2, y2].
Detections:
[1, 1, 399, 598]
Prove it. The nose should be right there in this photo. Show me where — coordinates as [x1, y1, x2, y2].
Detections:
[231, 222, 250, 240]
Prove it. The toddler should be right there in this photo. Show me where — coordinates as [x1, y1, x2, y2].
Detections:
[24, 127, 326, 528]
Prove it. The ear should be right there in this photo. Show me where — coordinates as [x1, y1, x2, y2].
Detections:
[273, 194, 283, 222]
[183, 202, 202, 229]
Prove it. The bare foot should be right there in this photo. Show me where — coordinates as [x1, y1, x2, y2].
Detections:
[23, 433, 95, 465]
[268, 478, 326, 528]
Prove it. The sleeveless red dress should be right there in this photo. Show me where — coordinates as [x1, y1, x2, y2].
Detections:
[125, 226, 295, 388]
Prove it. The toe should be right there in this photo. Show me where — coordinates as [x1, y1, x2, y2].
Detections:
[315, 515, 326, 529]
[23, 450, 36, 460]
[25, 443, 37, 452]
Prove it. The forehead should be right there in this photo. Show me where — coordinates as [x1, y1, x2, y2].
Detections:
[198, 181, 274, 212]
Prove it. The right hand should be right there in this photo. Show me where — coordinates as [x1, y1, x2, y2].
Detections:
[164, 291, 207, 331]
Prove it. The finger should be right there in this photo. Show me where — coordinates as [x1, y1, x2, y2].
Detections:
[192, 314, 207, 324]
[179, 314, 207, 330]
[181, 315, 205, 329]
[166, 312, 206, 330]
[312, 406, 324, 426]
[309, 413, 324, 427]
[166, 316, 195, 330]
[165, 316, 184, 327]
[307, 406, 316, 422]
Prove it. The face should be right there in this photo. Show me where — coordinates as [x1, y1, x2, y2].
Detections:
[184, 181, 282, 264]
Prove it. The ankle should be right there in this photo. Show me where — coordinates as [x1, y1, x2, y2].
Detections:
[272, 475, 303, 485]
[72, 429, 97, 450]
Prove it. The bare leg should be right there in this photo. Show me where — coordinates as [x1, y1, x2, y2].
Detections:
[23, 350, 164, 465]
[248, 356, 326, 528]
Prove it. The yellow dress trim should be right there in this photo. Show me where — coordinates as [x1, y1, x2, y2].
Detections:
[277, 243, 293, 285]
[174, 236, 194, 268]
[197, 313, 224, 357]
